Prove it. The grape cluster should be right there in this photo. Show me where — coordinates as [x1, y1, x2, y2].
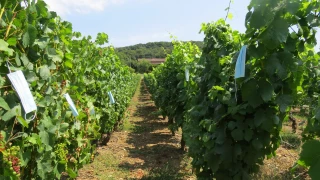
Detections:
[3, 146, 21, 177]
[55, 143, 68, 169]
[0, 134, 4, 152]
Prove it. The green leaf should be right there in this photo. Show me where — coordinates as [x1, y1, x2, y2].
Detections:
[286, 1, 300, 14]
[205, 153, 221, 173]
[67, 168, 77, 178]
[0, 97, 10, 110]
[64, 60, 73, 68]
[59, 123, 69, 133]
[234, 144, 242, 156]
[95, 32, 109, 45]
[254, 109, 267, 127]
[252, 139, 263, 149]
[202, 133, 210, 143]
[2, 106, 20, 121]
[241, 79, 263, 108]
[299, 140, 320, 179]
[249, 7, 274, 29]
[213, 86, 224, 91]
[15, 53, 21, 66]
[244, 129, 253, 142]
[309, 159, 320, 180]
[258, 79, 273, 102]
[7, 37, 17, 46]
[264, 53, 287, 79]
[228, 121, 236, 130]
[20, 54, 33, 70]
[20, 149, 31, 166]
[276, 94, 293, 112]
[39, 131, 52, 151]
[17, 116, 29, 128]
[27, 137, 37, 145]
[231, 128, 243, 141]
[260, 16, 289, 50]
[0, 39, 14, 56]
[22, 24, 38, 47]
[299, 140, 320, 166]
[39, 65, 50, 80]
[65, 53, 74, 61]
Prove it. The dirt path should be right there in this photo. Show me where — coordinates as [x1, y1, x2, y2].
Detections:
[77, 79, 195, 180]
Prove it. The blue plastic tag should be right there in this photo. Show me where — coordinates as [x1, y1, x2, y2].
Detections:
[90, 108, 95, 115]
[64, 93, 79, 116]
[108, 92, 115, 104]
[235, 45, 247, 79]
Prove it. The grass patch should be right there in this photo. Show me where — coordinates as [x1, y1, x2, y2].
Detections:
[132, 125, 147, 134]
[280, 132, 302, 150]
[80, 151, 132, 180]
[121, 119, 134, 132]
[141, 161, 189, 180]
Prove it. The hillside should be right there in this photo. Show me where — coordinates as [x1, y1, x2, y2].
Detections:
[115, 41, 203, 62]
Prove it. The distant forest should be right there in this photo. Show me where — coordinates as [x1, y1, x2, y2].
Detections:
[115, 41, 203, 61]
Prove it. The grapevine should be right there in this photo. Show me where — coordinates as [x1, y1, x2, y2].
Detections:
[145, 0, 320, 179]
[0, 0, 139, 179]
[144, 40, 200, 149]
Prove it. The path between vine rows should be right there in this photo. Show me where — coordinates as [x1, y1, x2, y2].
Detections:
[77, 80, 195, 180]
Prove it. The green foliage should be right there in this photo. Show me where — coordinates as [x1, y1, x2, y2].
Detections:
[116, 41, 203, 62]
[144, 40, 201, 135]
[298, 140, 320, 180]
[0, 0, 139, 179]
[132, 59, 153, 74]
[146, 0, 320, 179]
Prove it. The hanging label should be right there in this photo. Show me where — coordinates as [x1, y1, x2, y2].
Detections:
[64, 93, 79, 116]
[90, 107, 95, 115]
[108, 92, 115, 104]
[185, 67, 190, 82]
[7, 70, 37, 118]
[235, 45, 247, 79]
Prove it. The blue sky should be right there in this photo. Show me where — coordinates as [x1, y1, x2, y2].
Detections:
[44, 0, 251, 47]
[44, 0, 320, 49]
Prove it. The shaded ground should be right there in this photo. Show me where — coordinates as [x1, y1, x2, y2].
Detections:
[77, 79, 195, 180]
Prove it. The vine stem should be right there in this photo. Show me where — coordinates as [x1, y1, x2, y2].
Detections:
[0, 8, 5, 20]
[224, 0, 232, 22]
[4, 12, 17, 40]
[4, 2, 19, 39]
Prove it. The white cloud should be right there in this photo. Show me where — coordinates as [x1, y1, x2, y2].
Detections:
[44, 0, 125, 15]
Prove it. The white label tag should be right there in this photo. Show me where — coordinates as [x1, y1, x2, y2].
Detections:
[64, 93, 79, 116]
[108, 92, 115, 104]
[7, 70, 37, 114]
[185, 68, 190, 82]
